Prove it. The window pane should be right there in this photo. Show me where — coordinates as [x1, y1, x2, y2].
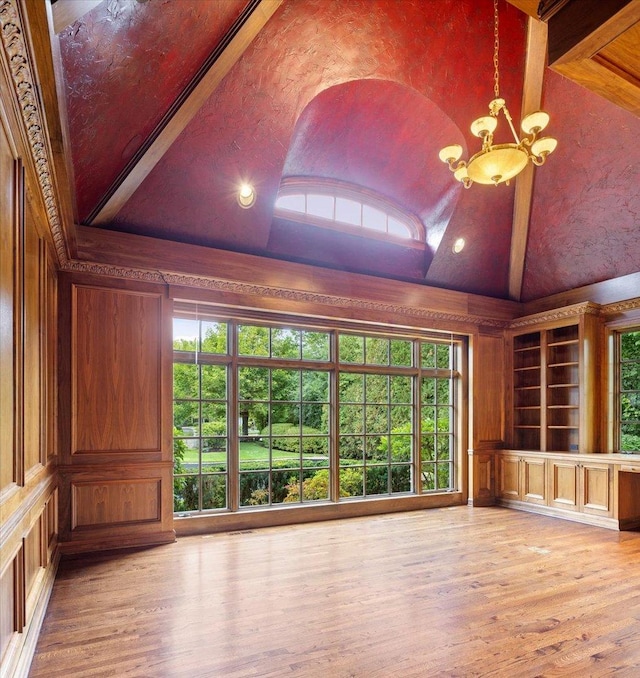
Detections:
[335, 197, 361, 226]
[173, 318, 198, 351]
[201, 322, 227, 354]
[388, 216, 411, 239]
[272, 369, 300, 402]
[201, 475, 226, 509]
[302, 371, 329, 402]
[271, 328, 301, 359]
[421, 343, 436, 368]
[201, 403, 227, 435]
[362, 204, 386, 232]
[302, 403, 329, 433]
[390, 376, 412, 404]
[307, 194, 334, 219]
[366, 374, 388, 402]
[275, 193, 305, 213]
[201, 365, 226, 400]
[239, 367, 268, 400]
[174, 400, 198, 429]
[238, 325, 269, 356]
[365, 336, 388, 365]
[302, 331, 330, 361]
[437, 344, 451, 369]
[339, 334, 364, 363]
[340, 372, 364, 401]
[174, 363, 198, 399]
[390, 340, 412, 366]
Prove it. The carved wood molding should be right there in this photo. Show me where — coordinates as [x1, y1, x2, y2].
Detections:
[0, 0, 69, 266]
[60, 259, 509, 328]
[509, 301, 601, 328]
[162, 272, 511, 328]
[62, 259, 165, 283]
[602, 297, 640, 315]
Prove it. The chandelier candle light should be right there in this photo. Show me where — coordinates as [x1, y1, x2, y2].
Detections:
[439, 0, 557, 187]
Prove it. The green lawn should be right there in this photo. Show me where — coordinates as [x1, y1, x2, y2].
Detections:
[182, 441, 327, 465]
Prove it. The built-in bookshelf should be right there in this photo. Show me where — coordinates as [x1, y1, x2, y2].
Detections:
[513, 331, 542, 450]
[509, 308, 599, 453]
[546, 325, 580, 452]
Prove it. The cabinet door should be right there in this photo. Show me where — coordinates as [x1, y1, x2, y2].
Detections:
[522, 457, 546, 504]
[549, 460, 579, 510]
[581, 463, 611, 516]
[498, 455, 520, 499]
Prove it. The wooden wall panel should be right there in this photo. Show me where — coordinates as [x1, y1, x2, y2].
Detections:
[472, 332, 506, 446]
[24, 206, 46, 472]
[72, 479, 161, 528]
[0, 120, 19, 491]
[72, 285, 162, 453]
[0, 559, 16, 666]
[0, 19, 60, 674]
[59, 276, 174, 554]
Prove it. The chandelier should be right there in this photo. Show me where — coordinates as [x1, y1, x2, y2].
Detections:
[438, 0, 557, 188]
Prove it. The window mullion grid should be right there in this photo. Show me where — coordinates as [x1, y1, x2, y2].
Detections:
[330, 331, 340, 503]
[228, 321, 240, 512]
[414, 341, 422, 495]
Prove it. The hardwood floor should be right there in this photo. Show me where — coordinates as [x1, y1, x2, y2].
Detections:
[30, 506, 640, 677]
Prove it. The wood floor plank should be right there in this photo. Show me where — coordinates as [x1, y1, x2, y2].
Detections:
[29, 507, 640, 677]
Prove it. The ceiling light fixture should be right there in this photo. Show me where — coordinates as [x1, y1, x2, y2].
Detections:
[237, 183, 256, 208]
[438, 0, 557, 188]
[452, 237, 466, 253]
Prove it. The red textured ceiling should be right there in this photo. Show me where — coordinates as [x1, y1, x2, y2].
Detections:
[56, 0, 640, 301]
[522, 70, 640, 301]
[59, 0, 247, 221]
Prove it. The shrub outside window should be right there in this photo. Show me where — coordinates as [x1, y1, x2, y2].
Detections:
[619, 330, 640, 453]
[173, 315, 463, 514]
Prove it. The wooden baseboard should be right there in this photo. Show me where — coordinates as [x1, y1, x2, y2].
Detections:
[2, 547, 60, 678]
[496, 498, 620, 530]
[58, 529, 176, 556]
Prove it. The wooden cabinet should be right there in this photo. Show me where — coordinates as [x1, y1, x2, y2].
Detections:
[549, 459, 612, 517]
[497, 453, 547, 505]
[508, 304, 600, 453]
[497, 451, 621, 528]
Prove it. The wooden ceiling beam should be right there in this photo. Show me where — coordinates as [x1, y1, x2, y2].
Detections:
[89, 0, 283, 226]
[508, 17, 548, 301]
[51, 0, 102, 34]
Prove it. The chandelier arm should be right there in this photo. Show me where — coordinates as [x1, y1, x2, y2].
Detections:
[501, 106, 522, 145]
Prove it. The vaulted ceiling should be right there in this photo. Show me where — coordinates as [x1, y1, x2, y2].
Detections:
[50, 0, 640, 303]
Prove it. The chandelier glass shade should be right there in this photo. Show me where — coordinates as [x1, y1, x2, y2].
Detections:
[439, 0, 557, 188]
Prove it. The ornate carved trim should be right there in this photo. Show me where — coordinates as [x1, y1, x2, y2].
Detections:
[59, 259, 509, 328]
[602, 297, 640, 315]
[62, 260, 165, 283]
[509, 301, 601, 328]
[162, 272, 510, 328]
[0, 0, 68, 265]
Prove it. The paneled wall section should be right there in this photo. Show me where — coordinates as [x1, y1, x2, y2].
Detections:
[57, 276, 175, 554]
[0, 97, 58, 677]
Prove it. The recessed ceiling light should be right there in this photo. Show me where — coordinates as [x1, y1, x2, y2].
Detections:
[452, 237, 465, 254]
[237, 183, 256, 209]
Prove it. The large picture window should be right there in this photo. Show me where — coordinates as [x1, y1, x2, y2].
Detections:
[173, 313, 464, 514]
[619, 329, 640, 453]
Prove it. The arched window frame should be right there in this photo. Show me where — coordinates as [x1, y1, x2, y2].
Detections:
[273, 178, 425, 247]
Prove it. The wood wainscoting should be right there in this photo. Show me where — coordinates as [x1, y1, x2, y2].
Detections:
[0, 54, 60, 676]
[57, 275, 175, 554]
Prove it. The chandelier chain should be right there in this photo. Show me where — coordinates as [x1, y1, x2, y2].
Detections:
[493, 0, 500, 100]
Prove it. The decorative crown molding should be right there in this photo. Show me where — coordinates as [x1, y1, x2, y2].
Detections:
[509, 301, 601, 328]
[62, 260, 165, 284]
[0, 0, 68, 265]
[162, 272, 511, 328]
[602, 297, 640, 315]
